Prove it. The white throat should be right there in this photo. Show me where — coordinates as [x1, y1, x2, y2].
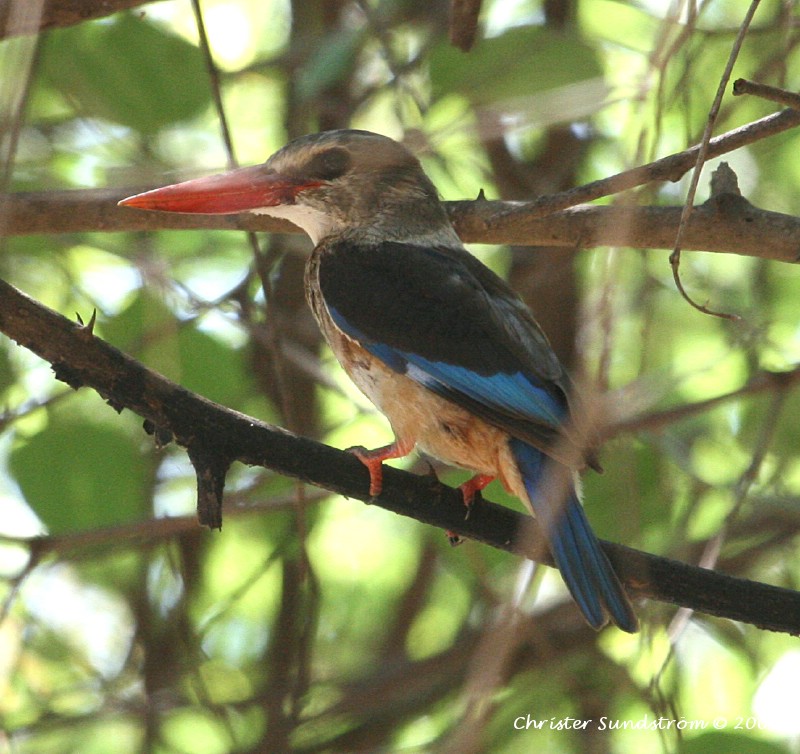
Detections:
[252, 204, 338, 246]
[252, 201, 463, 249]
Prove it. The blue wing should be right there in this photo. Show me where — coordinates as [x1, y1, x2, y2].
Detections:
[368, 340, 566, 427]
[318, 240, 571, 450]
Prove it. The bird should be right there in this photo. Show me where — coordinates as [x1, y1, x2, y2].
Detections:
[119, 129, 638, 633]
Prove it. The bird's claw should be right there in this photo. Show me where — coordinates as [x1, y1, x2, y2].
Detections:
[346, 439, 415, 498]
[347, 445, 384, 497]
[458, 473, 494, 519]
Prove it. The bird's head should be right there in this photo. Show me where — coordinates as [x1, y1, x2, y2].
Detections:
[119, 129, 458, 246]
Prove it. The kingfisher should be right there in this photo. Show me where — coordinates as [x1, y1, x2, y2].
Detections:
[119, 129, 638, 632]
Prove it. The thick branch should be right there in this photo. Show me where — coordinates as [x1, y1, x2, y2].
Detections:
[4, 109, 800, 260]
[449, 196, 800, 262]
[0, 188, 798, 262]
[1, 275, 800, 634]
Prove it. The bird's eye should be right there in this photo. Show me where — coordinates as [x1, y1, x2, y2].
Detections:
[306, 147, 351, 181]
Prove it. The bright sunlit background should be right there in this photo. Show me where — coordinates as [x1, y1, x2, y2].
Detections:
[2, 1, 800, 753]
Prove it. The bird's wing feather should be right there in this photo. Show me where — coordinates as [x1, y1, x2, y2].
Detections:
[318, 239, 573, 452]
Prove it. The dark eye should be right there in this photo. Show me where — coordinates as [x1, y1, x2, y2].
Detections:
[306, 147, 351, 181]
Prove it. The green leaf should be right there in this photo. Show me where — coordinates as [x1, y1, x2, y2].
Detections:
[104, 290, 259, 410]
[584, 440, 665, 542]
[10, 403, 150, 534]
[297, 28, 364, 102]
[101, 288, 173, 358]
[177, 326, 257, 409]
[429, 26, 604, 106]
[36, 13, 210, 134]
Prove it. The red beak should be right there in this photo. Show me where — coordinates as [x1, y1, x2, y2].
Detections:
[118, 165, 322, 214]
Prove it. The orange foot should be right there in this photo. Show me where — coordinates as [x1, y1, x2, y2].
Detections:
[447, 473, 495, 545]
[348, 438, 414, 497]
[458, 473, 495, 514]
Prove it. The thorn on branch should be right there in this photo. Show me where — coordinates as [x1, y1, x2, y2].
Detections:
[76, 309, 97, 338]
[105, 398, 125, 414]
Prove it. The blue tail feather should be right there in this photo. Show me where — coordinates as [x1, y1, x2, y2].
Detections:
[509, 439, 638, 633]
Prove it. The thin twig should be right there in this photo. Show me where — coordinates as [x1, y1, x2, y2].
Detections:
[733, 77, 800, 110]
[486, 106, 800, 224]
[668, 0, 761, 320]
[0, 27, 42, 192]
[190, 0, 237, 167]
[665, 389, 785, 646]
[604, 364, 800, 440]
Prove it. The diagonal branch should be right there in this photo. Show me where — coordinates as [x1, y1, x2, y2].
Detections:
[469, 106, 800, 223]
[2, 274, 800, 635]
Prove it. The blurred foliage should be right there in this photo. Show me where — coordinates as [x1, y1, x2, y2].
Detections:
[36, 13, 212, 135]
[429, 25, 604, 104]
[2, 0, 800, 753]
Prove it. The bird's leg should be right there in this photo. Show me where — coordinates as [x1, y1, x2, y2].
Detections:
[348, 437, 415, 497]
[458, 473, 495, 513]
[446, 473, 495, 546]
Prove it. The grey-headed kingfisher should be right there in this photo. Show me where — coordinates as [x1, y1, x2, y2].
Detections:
[120, 129, 638, 633]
